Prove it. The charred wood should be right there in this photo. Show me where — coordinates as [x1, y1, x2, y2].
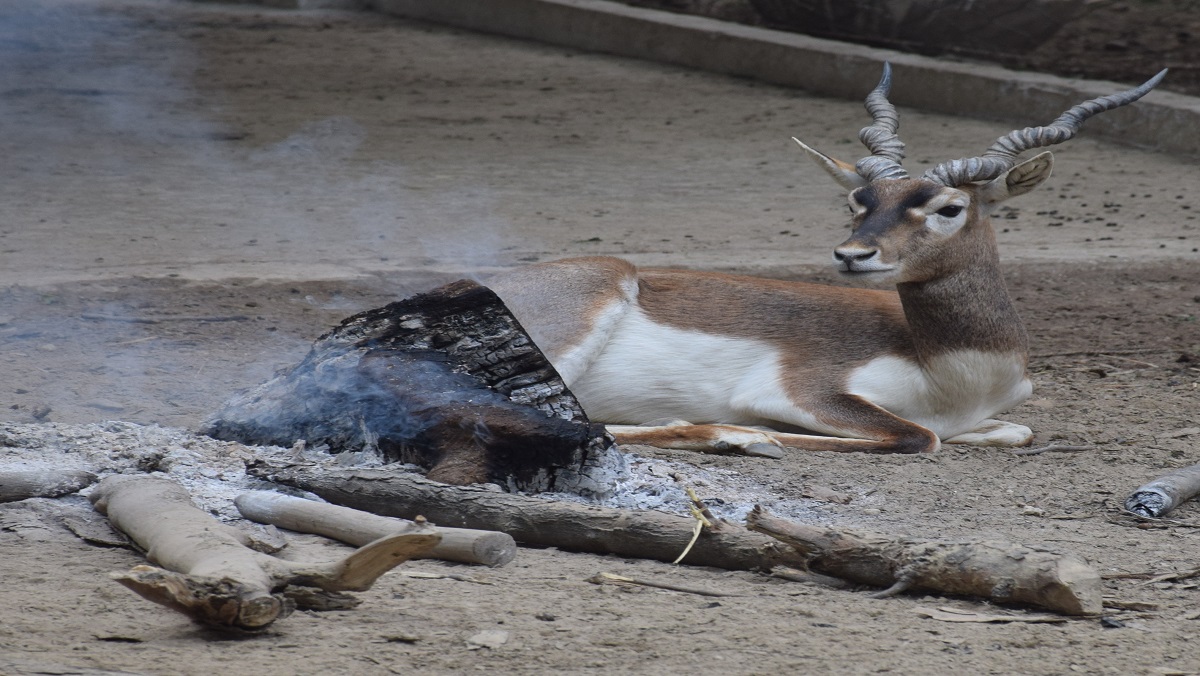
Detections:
[1125, 463, 1200, 518]
[201, 280, 614, 493]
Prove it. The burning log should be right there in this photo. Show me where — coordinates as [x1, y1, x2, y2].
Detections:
[0, 469, 96, 502]
[90, 475, 440, 631]
[234, 491, 517, 567]
[746, 506, 1102, 616]
[249, 463, 806, 572]
[201, 280, 616, 494]
[1124, 462, 1200, 518]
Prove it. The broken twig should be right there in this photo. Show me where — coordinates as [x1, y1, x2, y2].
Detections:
[1032, 348, 1164, 359]
[81, 313, 250, 324]
[1013, 444, 1093, 457]
[1143, 567, 1200, 585]
[587, 572, 734, 597]
[399, 571, 494, 585]
[770, 566, 851, 589]
[914, 606, 1066, 624]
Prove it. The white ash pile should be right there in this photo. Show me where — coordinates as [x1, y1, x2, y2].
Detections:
[547, 452, 836, 524]
[1, 422, 839, 525]
[0, 421, 291, 519]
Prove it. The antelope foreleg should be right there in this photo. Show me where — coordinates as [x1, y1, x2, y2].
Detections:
[742, 394, 940, 454]
[605, 424, 784, 458]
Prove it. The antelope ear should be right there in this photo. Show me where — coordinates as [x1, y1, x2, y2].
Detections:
[979, 151, 1054, 204]
[792, 137, 868, 191]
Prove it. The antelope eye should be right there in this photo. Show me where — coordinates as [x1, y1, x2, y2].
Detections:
[936, 205, 964, 218]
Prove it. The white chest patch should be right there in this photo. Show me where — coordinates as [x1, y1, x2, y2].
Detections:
[567, 308, 786, 426]
[550, 296, 631, 386]
[846, 350, 1032, 439]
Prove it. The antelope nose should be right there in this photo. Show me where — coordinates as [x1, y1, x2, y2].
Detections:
[834, 247, 877, 264]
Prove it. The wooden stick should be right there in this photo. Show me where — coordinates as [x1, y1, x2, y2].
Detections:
[1013, 444, 1093, 457]
[250, 464, 806, 572]
[770, 566, 851, 589]
[1032, 348, 1166, 359]
[0, 469, 97, 502]
[745, 505, 1102, 616]
[1125, 463, 1200, 518]
[90, 475, 441, 630]
[1145, 566, 1200, 584]
[586, 572, 735, 597]
[81, 313, 250, 324]
[234, 491, 517, 567]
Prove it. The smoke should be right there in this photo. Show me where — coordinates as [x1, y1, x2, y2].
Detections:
[0, 3, 227, 170]
[251, 117, 368, 163]
[249, 115, 515, 274]
[0, 1, 516, 284]
[0, 1, 519, 433]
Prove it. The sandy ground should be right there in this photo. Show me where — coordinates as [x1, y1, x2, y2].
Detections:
[2, 1, 1200, 674]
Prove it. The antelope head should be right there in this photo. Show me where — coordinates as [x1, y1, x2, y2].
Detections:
[795, 64, 1167, 283]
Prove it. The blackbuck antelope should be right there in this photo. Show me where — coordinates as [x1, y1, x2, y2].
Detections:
[490, 65, 1167, 457]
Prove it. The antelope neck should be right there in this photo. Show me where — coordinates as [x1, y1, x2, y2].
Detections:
[895, 258, 1028, 362]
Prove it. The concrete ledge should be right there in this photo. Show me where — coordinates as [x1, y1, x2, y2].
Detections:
[367, 0, 1200, 156]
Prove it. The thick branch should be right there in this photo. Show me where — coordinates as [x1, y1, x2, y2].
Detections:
[251, 464, 805, 572]
[746, 506, 1101, 616]
[1124, 463, 1200, 518]
[235, 491, 516, 567]
[0, 469, 96, 502]
[90, 475, 440, 630]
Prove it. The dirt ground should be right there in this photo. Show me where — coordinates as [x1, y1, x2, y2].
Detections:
[2, 1, 1200, 674]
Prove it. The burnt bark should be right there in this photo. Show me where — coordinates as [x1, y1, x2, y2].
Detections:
[201, 280, 614, 493]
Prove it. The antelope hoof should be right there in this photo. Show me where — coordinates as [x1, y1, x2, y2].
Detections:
[742, 443, 785, 459]
[945, 420, 1034, 447]
[639, 418, 692, 428]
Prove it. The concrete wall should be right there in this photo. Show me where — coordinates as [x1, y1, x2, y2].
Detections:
[367, 0, 1199, 157]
